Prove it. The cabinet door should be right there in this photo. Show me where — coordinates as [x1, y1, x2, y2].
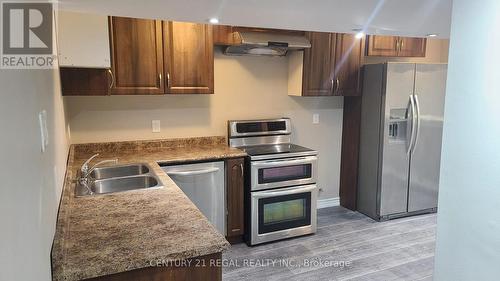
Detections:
[302, 32, 337, 96]
[226, 158, 244, 238]
[213, 25, 240, 45]
[334, 33, 363, 96]
[164, 22, 214, 94]
[109, 17, 164, 95]
[57, 11, 110, 68]
[398, 37, 427, 57]
[366, 35, 399, 56]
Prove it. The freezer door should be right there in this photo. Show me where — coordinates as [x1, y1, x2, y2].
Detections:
[379, 63, 415, 216]
[408, 64, 447, 212]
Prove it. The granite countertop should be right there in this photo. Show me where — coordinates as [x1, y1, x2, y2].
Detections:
[51, 137, 247, 281]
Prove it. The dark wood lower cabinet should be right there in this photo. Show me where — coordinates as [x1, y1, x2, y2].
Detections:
[225, 158, 245, 242]
[84, 253, 222, 281]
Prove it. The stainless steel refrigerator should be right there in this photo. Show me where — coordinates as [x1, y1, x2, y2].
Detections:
[357, 63, 447, 221]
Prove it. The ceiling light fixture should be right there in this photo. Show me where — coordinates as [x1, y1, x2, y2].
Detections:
[208, 18, 219, 24]
[352, 28, 365, 39]
[355, 32, 365, 39]
[426, 34, 438, 37]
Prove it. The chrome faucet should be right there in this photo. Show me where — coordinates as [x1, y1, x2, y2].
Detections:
[79, 154, 118, 195]
[80, 154, 118, 178]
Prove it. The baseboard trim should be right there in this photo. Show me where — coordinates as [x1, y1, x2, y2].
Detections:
[317, 197, 340, 209]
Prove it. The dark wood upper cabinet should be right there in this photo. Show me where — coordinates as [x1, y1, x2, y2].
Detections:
[398, 37, 427, 57]
[60, 68, 111, 96]
[334, 33, 363, 96]
[213, 25, 305, 46]
[62, 19, 366, 97]
[226, 158, 244, 241]
[302, 32, 337, 96]
[163, 22, 214, 94]
[366, 35, 399, 56]
[109, 17, 164, 95]
[366, 35, 426, 57]
[289, 32, 362, 96]
[63, 18, 213, 96]
[213, 25, 240, 45]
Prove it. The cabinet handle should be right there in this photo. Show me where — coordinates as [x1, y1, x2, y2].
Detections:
[158, 73, 162, 87]
[107, 69, 115, 89]
[400, 39, 404, 50]
[396, 39, 400, 52]
[239, 163, 244, 176]
[335, 78, 340, 93]
[166, 72, 170, 88]
[330, 79, 334, 93]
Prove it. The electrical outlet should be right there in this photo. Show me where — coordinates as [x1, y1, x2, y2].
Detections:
[313, 113, 320, 124]
[152, 120, 161, 133]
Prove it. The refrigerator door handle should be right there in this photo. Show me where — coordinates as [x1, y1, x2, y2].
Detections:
[412, 94, 421, 152]
[406, 95, 417, 156]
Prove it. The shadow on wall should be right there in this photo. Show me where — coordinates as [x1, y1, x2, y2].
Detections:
[214, 47, 344, 112]
[65, 95, 212, 132]
[289, 95, 343, 110]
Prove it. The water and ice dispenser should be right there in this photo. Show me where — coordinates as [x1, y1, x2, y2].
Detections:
[388, 108, 408, 142]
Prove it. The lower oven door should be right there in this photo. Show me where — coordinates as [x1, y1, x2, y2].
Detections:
[250, 184, 318, 245]
[251, 155, 318, 191]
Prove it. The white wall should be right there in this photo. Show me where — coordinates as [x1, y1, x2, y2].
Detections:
[0, 68, 69, 281]
[434, 1, 500, 280]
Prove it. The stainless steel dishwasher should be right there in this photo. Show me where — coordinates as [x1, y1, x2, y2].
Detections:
[161, 161, 225, 235]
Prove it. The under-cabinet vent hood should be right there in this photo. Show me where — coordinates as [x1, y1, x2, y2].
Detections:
[224, 31, 311, 57]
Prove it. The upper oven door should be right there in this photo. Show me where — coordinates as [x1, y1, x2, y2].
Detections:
[251, 155, 317, 191]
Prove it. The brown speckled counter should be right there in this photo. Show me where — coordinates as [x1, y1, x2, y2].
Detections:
[52, 137, 246, 281]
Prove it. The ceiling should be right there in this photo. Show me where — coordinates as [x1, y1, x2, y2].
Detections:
[58, 0, 452, 38]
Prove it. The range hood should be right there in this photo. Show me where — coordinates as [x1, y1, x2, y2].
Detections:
[224, 31, 311, 56]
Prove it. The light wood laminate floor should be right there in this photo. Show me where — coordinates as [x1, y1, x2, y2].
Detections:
[223, 206, 436, 281]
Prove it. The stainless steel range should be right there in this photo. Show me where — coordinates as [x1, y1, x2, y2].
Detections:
[228, 118, 318, 245]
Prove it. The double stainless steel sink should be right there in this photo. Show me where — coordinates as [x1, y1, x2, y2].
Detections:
[75, 163, 163, 197]
[89, 164, 151, 180]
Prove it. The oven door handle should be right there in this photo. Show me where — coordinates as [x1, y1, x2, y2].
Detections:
[252, 185, 317, 198]
[251, 156, 318, 168]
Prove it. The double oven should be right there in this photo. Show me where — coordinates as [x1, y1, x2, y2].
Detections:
[229, 118, 318, 245]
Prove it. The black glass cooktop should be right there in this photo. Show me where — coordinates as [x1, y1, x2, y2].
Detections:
[241, 144, 315, 156]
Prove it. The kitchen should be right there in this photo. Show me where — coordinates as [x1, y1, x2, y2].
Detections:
[56, 13, 447, 278]
[1, 1, 499, 281]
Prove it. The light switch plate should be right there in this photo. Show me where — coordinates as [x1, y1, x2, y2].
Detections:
[39, 110, 49, 153]
[152, 120, 161, 133]
[313, 113, 320, 124]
